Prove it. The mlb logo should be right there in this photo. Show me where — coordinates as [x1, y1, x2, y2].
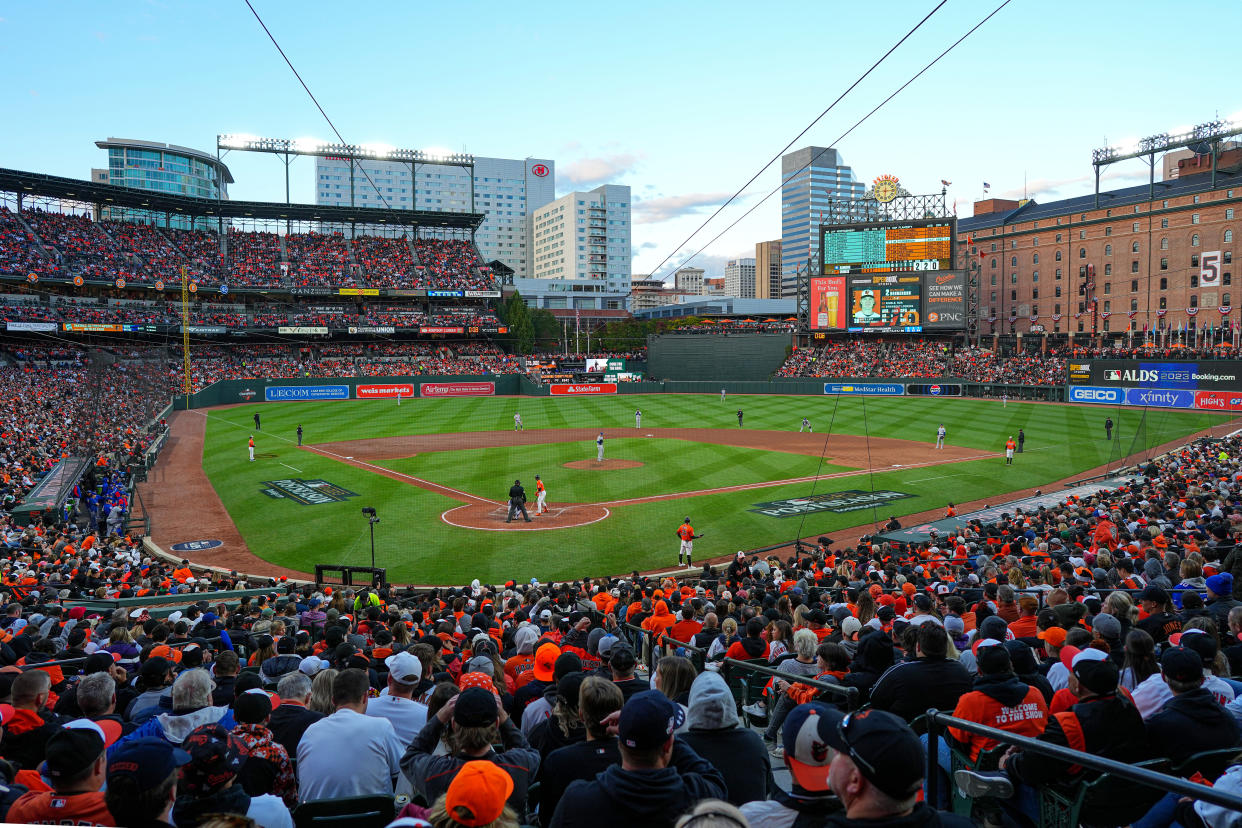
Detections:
[1104, 370, 1121, 381]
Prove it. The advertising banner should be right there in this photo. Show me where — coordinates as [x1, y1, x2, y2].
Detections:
[427, 290, 464, 298]
[464, 290, 502, 298]
[1068, 386, 1124, 404]
[749, 490, 914, 518]
[419, 326, 464, 335]
[420, 381, 496, 397]
[181, 325, 227, 334]
[264, 385, 349, 402]
[824, 383, 904, 395]
[388, 290, 427, 297]
[585, 358, 610, 372]
[1194, 391, 1242, 412]
[809, 276, 848, 330]
[290, 287, 334, 296]
[1125, 387, 1195, 408]
[337, 288, 380, 296]
[63, 323, 121, 332]
[6, 321, 57, 332]
[549, 383, 618, 396]
[357, 383, 416, 399]
[1067, 360, 1242, 392]
[277, 326, 329, 335]
[347, 326, 396, 335]
[922, 271, 967, 329]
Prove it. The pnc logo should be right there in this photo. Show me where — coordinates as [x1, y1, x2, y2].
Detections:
[531, 164, 549, 177]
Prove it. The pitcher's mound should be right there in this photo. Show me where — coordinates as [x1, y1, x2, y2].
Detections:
[441, 502, 610, 531]
[563, 459, 644, 470]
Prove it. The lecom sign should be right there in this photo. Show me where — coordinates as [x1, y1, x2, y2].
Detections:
[357, 383, 415, 399]
[549, 383, 618, 396]
[420, 382, 496, 397]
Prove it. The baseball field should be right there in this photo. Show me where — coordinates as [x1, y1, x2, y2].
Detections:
[152, 393, 1231, 585]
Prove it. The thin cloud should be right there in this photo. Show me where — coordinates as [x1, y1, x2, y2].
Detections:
[560, 153, 641, 188]
[632, 191, 733, 224]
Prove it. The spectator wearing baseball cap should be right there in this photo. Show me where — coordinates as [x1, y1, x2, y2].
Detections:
[6, 720, 112, 826]
[607, 644, 645, 702]
[741, 702, 843, 827]
[521, 651, 582, 739]
[171, 723, 292, 828]
[230, 688, 296, 809]
[1137, 586, 1183, 645]
[403, 686, 539, 823]
[550, 690, 725, 828]
[365, 651, 428, 745]
[105, 737, 190, 828]
[1206, 573, 1241, 630]
[957, 645, 1151, 826]
[297, 669, 403, 803]
[425, 759, 517, 827]
[535, 676, 623, 828]
[512, 643, 560, 725]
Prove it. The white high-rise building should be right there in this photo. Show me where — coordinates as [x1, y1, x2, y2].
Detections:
[314, 155, 555, 279]
[529, 184, 630, 288]
[724, 258, 757, 298]
[674, 267, 705, 296]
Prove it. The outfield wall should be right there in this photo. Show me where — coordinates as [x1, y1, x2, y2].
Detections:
[179, 374, 1063, 407]
[647, 333, 791, 382]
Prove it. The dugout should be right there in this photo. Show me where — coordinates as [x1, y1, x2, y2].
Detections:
[9, 456, 92, 526]
[646, 333, 791, 382]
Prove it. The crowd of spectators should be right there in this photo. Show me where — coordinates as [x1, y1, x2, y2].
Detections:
[776, 340, 1070, 386]
[0, 209, 500, 291]
[1, 426, 1242, 825]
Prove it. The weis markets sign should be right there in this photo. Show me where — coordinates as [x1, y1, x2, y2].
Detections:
[549, 383, 618, 396]
[750, 489, 914, 518]
[420, 382, 496, 397]
[261, 478, 359, 506]
[357, 383, 415, 399]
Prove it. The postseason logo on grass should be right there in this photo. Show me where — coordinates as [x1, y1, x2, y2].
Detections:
[749, 489, 914, 518]
[261, 478, 359, 506]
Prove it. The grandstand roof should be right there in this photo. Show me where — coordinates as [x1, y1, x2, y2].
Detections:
[958, 168, 1242, 233]
[0, 168, 484, 230]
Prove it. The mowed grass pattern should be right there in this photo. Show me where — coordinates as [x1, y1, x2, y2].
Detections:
[199, 394, 1230, 583]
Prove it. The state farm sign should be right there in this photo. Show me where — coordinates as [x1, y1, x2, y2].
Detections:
[357, 383, 415, 399]
[549, 383, 618, 396]
[420, 382, 496, 397]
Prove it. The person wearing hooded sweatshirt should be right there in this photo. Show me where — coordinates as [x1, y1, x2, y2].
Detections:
[841, 631, 894, 705]
[680, 671, 775, 807]
[549, 690, 725, 828]
[725, 617, 770, 661]
[115, 669, 236, 750]
[946, 641, 1047, 764]
[259, 637, 303, 686]
[0, 669, 66, 770]
[522, 652, 582, 739]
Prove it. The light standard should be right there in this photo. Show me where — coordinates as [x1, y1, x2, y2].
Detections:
[362, 507, 379, 569]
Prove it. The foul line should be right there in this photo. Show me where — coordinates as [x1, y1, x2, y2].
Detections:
[279, 462, 303, 473]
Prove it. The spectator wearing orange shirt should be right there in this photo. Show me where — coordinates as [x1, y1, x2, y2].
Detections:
[1007, 595, 1040, 640]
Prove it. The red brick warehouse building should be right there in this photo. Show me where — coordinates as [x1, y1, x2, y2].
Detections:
[956, 148, 1242, 339]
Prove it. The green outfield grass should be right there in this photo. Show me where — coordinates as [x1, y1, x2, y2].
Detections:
[198, 394, 1231, 584]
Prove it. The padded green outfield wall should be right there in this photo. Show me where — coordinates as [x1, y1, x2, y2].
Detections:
[646, 333, 792, 382]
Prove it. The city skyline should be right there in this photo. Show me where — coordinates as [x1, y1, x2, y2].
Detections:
[2, 1, 1239, 282]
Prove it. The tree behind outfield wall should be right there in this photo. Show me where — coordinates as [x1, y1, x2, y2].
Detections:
[501, 292, 536, 354]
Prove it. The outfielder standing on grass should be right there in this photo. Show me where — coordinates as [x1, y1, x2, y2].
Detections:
[677, 517, 702, 566]
[737, 409, 744, 427]
[248, 435, 255, 462]
[721, 388, 726, 402]
[635, 408, 642, 429]
[514, 412, 524, 431]
[535, 475, 547, 515]
[596, 432, 605, 462]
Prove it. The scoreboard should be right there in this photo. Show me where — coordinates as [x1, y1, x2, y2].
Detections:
[821, 218, 954, 274]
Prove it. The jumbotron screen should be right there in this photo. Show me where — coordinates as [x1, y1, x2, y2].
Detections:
[820, 218, 955, 274]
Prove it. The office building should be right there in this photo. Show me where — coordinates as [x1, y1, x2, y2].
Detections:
[529, 184, 630, 289]
[724, 257, 756, 298]
[780, 146, 865, 296]
[93, 138, 233, 228]
[754, 240, 782, 299]
[674, 266, 705, 295]
[315, 154, 555, 279]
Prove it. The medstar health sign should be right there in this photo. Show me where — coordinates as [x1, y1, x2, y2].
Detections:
[750, 489, 914, 518]
[261, 478, 359, 506]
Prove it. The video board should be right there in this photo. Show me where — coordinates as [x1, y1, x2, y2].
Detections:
[821, 218, 955, 275]
[847, 275, 922, 332]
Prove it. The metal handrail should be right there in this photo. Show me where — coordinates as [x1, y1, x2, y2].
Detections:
[722, 657, 859, 708]
[924, 709, 1242, 813]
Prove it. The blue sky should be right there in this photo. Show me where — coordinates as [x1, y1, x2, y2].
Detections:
[2, 0, 1239, 281]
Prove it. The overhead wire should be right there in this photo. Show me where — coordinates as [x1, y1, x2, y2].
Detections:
[651, 0, 1015, 280]
[643, 0, 949, 281]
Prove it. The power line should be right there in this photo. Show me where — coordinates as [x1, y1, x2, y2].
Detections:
[652, 0, 1015, 281]
[644, 0, 948, 282]
[242, 0, 394, 210]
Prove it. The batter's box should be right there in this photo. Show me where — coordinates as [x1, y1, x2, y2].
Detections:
[486, 505, 573, 519]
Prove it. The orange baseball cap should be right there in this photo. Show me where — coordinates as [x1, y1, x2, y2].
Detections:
[149, 645, 182, 663]
[458, 671, 497, 696]
[1037, 627, 1067, 647]
[446, 760, 513, 827]
[532, 643, 560, 682]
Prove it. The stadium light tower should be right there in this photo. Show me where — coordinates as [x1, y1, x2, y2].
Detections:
[1089, 115, 1242, 206]
[216, 134, 476, 212]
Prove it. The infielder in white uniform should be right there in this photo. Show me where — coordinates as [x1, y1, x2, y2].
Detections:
[635, 409, 642, 428]
[514, 413, 524, 431]
[936, 423, 946, 449]
[1002, 393, 1008, 408]
[596, 432, 605, 461]
[799, 417, 812, 433]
